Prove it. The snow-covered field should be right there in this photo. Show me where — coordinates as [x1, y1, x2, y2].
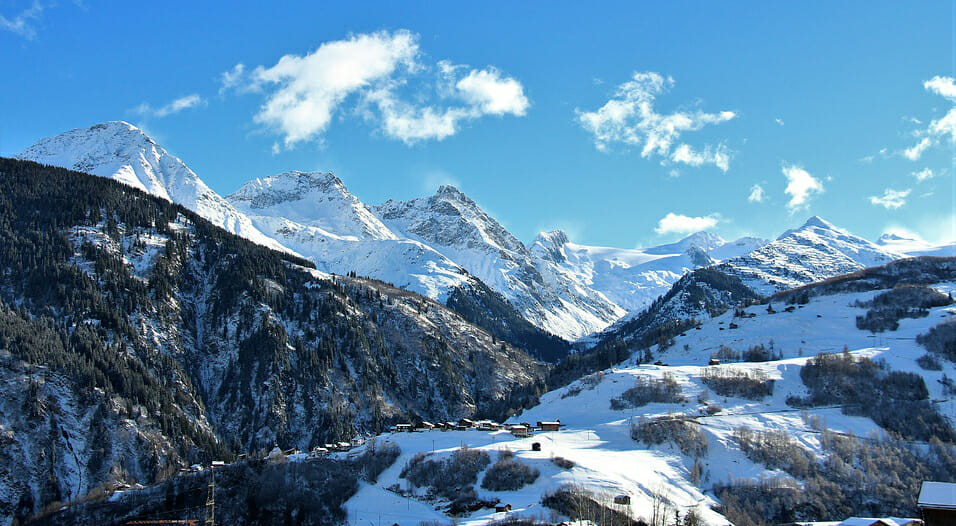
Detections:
[341, 282, 956, 525]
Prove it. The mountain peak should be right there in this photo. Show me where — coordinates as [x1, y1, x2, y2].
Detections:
[15, 121, 293, 254]
[776, 216, 845, 242]
[645, 231, 725, 255]
[229, 170, 348, 208]
[535, 230, 570, 247]
[16, 121, 197, 201]
[433, 184, 473, 203]
[800, 215, 838, 230]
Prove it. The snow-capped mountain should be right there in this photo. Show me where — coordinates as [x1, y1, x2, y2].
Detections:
[722, 215, 902, 294]
[373, 186, 626, 339]
[643, 231, 726, 255]
[227, 171, 474, 302]
[13, 123, 924, 343]
[15, 121, 291, 254]
[877, 232, 956, 258]
[530, 229, 768, 315]
[0, 159, 547, 524]
[15, 123, 616, 340]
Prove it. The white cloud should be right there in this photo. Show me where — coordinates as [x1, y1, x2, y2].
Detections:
[774, 118, 785, 126]
[925, 76, 956, 101]
[219, 63, 246, 95]
[901, 76, 956, 159]
[0, 0, 43, 40]
[366, 88, 464, 143]
[912, 167, 941, 182]
[869, 188, 911, 209]
[454, 67, 529, 116]
[670, 143, 730, 171]
[252, 30, 419, 147]
[655, 212, 720, 235]
[903, 137, 932, 161]
[241, 30, 529, 148]
[748, 184, 765, 203]
[365, 63, 529, 144]
[577, 71, 736, 171]
[782, 164, 823, 211]
[134, 94, 205, 118]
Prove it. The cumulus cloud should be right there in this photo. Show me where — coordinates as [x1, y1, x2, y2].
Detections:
[748, 184, 765, 203]
[782, 164, 823, 211]
[912, 168, 942, 182]
[134, 94, 205, 118]
[655, 212, 720, 235]
[454, 67, 529, 116]
[869, 188, 911, 209]
[251, 30, 419, 147]
[576, 71, 736, 171]
[365, 62, 529, 144]
[926, 76, 956, 101]
[236, 30, 528, 148]
[0, 0, 43, 40]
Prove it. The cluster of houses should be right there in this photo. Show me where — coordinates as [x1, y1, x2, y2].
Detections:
[230, 419, 567, 467]
[304, 436, 368, 458]
[389, 418, 563, 437]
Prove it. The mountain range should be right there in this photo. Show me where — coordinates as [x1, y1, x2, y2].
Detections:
[15, 121, 954, 343]
[5, 121, 956, 526]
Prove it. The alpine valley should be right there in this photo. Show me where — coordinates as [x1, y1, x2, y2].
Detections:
[3, 121, 956, 526]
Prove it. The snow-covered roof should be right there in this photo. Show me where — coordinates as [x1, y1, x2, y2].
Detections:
[919, 481, 956, 509]
[836, 518, 920, 526]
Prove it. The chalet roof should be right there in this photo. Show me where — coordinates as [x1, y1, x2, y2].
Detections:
[920, 481, 956, 509]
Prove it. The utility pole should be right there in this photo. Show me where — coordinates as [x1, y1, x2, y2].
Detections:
[204, 468, 215, 526]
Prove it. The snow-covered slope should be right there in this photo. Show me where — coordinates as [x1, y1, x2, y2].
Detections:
[877, 232, 956, 258]
[374, 187, 626, 339]
[227, 171, 474, 301]
[340, 258, 956, 525]
[723, 216, 902, 294]
[530, 230, 768, 315]
[15, 121, 291, 254]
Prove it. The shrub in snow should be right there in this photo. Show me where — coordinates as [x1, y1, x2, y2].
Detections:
[917, 352, 943, 371]
[551, 456, 575, 469]
[701, 368, 774, 400]
[742, 343, 781, 362]
[918, 318, 956, 361]
[446, 486, 499, 515]
[542, 485, 643, 526]
[480, 450, 539, 491]
[400, 446, 490, 499]
[717, 424, 956, 524]
[789, 351, 951, 442]
[855, 285, 951, 332]
[630, 415, 708, 458]
[609, 373, 685, 410]
[734, 427, 816, 478]
[353, 438, 400, 483]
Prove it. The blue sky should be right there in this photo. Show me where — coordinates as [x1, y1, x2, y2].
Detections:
[2, 1, 955, 247]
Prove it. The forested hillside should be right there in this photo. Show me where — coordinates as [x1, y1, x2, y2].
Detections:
[0, 158, 546, 524]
